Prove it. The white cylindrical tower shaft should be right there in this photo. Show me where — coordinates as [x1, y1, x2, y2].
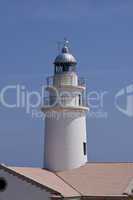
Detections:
[42, 40, 89, 171]
[44, 112, 87, 171]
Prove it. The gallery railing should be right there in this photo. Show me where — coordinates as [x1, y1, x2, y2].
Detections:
[46, 76, 86, 87]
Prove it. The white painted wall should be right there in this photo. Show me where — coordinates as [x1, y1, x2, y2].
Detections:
[0, 169, 51, 200]
[43, 70, 88, 171]
[44, 112, 87, 171]
[53, 72, 78, 87]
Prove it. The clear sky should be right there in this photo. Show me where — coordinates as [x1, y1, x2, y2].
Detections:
[0, 0, 133, 167]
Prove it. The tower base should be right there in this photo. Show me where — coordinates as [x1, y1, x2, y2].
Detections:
[44, 111, 87, 171]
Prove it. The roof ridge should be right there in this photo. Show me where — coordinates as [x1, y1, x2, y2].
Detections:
[0, 164, 60, 196]
[54, 171, 82, 197]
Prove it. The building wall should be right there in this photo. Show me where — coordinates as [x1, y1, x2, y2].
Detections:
[0, 169, 51, 200]
[44, 112, 87, 171]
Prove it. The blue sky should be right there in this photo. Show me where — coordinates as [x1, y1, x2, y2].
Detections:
[0, 0, 133, 167]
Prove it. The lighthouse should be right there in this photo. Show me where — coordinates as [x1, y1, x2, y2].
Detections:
[42, 40, 89, 171]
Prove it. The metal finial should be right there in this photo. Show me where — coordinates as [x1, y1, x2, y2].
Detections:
[56, 38, 70, 54]
[64, 38, 69, 47]
[54, 38, 77, 65]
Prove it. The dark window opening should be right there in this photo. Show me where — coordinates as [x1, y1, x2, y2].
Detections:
[63, 65, 69, 72]
[55, 65, 76, 74]
[79, 95, 81, 106]
[0, 177, 7, 192]
[55, 66, 63, 74]
[83, 142, 87, 155]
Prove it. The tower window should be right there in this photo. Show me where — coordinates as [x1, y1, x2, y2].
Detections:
[83, 142, 87, 155]
[79, 95, 81, 106]
[63, 65, 69, 72]
[55, 66, 63, 74]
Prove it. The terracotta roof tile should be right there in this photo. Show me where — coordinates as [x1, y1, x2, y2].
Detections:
[6, 163, 133, 197]
[57, 163, 133, 196]
[9, 166, 79, 197]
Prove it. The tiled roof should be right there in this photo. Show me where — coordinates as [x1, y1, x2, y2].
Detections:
[57, 163, 133, 196]
[6, 166, 80, 197]
[1, 163, 133, 198]
[0, 164, 60, 196]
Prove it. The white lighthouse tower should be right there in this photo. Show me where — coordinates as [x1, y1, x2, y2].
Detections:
[42, 40, 89, 171]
